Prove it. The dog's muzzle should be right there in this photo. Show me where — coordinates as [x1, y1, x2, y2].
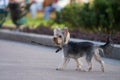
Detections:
[53, 37, 60, 45]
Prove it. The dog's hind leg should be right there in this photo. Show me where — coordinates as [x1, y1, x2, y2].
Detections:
[74, 58, 82, 71]
[56, 57, 70, 70]
[86, 55, 93, 72]
[94, 50, 104, 72]
[87, 61, 92, 72]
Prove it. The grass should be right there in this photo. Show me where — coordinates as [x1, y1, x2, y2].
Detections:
[3, 12, 65, 29]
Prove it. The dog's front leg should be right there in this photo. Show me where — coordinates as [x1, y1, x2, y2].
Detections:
[74, 58, 82, 71]
[56, 57, 70, 70]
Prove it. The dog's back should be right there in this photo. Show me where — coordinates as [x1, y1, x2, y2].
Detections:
[63, 41, 95, 58]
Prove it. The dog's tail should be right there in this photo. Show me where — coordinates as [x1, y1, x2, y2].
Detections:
[99, 35, 113, 55]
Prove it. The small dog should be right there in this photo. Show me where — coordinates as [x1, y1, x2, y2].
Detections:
[53, 27, 112, 72]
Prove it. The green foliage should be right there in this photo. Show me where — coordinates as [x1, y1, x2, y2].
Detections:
[3, 14, 66, 29]
[0, 10, 8, 26]
[55, 0, 120, 33]
[56, 4, 82, 29]
[93, 0, 120, 33]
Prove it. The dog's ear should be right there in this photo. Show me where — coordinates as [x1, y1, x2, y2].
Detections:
[54, 27, 60, 35]
[63, 27, 70, 44]
[63, 27, 68, 36]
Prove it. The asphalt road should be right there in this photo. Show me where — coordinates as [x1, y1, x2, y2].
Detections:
[0, 39, 120, 80]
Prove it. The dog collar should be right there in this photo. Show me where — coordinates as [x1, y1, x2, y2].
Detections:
[55, 47, 62, 53]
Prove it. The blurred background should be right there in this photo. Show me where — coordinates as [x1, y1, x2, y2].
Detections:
[0, 0, 120, 44]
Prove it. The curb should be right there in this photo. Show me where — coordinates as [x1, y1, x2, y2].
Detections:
[0, 29, 55, 47]
[0, 29, 120, 60]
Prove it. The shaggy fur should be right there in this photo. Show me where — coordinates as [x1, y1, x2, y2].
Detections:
[53, 27, 112, 72]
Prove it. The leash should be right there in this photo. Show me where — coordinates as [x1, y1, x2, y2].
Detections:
[31, 41, 42, 45]
[31, 41, 63, 53]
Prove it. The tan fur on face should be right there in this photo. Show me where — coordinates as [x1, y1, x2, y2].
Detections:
[53, 27, 70, 46]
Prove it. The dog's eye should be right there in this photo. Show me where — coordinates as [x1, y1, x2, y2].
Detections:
[58, 35, 62, 38]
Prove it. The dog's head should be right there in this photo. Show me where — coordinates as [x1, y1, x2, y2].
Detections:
[53, 27, 70, 46]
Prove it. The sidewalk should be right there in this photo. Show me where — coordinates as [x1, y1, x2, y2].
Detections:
[0, 29, 120, 60]
[0, 39, 120, 80]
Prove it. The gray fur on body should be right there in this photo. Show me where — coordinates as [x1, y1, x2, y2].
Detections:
[63, 41, 96, 59]
[53, 27, 112, 72]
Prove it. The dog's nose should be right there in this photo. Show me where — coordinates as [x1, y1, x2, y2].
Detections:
[53, 37, 57, 42]
[53, 37, 59, 45]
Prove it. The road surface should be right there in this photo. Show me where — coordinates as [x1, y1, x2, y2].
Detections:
[0, 39, 120, 80]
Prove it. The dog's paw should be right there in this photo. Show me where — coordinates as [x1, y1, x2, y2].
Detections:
[56, 68, 63, 70]
[102, 68, 104, 72]
[75, 68, 81, 71]
[76, 68, 86, 72]
[88, 67, 92, 72]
